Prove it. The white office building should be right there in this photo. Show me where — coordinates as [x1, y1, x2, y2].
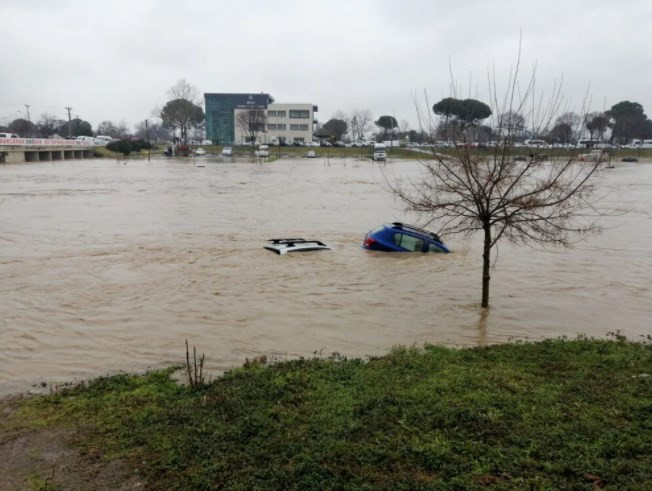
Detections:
[234, 102, 316, 145]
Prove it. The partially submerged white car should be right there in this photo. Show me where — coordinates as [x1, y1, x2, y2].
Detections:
[264, 238, 331, 255]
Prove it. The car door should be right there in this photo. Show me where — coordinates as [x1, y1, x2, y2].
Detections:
[394, 233, 424, 252]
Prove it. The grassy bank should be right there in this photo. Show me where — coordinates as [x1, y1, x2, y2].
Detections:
[3, 337, 651, 489]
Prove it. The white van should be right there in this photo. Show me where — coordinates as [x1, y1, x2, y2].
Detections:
[95, 135, 113, 145]
[75, 136, 95, 144]
[372, 143, 387, 161]
[0, 132, 20, 139]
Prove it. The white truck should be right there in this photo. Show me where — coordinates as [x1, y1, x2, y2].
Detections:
[372, 143, 387, 161]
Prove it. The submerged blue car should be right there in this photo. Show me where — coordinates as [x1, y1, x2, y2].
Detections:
[362, 222, 450, 253]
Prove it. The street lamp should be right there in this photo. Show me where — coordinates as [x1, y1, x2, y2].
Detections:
[16, 111, 30, 138]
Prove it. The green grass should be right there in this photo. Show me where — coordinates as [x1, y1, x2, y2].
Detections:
[4, 337, 651, 489]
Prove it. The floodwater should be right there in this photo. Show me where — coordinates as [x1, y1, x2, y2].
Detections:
[1, 157, 650, 395]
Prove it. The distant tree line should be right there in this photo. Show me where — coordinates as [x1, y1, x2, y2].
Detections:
[425, 96, 652, 145]
[1, 115, 93, 139]
[314, 97, 652, 146]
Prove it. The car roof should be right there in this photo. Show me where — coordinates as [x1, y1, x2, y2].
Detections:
[388, 222, 443, 242]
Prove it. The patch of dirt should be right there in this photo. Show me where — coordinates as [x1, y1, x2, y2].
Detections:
[0, 399, 142, 490]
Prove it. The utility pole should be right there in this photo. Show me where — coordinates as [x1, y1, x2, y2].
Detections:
[24, 104, 31, 137]
[145, 119, 150, 162]
[65, 106, 72, 139]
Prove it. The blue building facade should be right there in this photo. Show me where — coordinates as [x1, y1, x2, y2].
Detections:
[204, 93, 273, 144]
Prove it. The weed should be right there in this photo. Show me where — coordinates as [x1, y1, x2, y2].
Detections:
[185, 339, 206, 388]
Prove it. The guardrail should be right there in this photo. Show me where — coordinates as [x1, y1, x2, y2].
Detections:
[0, 138, 94, 147]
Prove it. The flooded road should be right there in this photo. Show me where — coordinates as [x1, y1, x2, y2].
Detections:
[1, 157, 650, 395]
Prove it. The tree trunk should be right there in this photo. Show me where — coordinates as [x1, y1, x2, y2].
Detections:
[481, 224, 492, 308]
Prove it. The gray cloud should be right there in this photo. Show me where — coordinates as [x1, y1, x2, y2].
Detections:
[1, 0, 650, 131]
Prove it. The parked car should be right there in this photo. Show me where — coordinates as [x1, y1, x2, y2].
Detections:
[201, 140, 212, 145]
[257, 144, 270, 157]
[362, 222, 450, 253]
[320, 141, 332, 147]
[333, 141, 346, 147]
[222, 147, 233, 156]
[95, 135, 112, 145]
[0, 132, 20, 138]
[264, 238, 330, 255]
[306, 141, 319, 147]
[292, 141, 305, 147]
[195, 147, 206, 156]
[307, 150, 316, 158]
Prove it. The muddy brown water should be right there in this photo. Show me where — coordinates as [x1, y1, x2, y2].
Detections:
[1, 157, 650, 395]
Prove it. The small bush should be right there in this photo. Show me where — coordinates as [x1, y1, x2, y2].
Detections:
[106, 140, 132, 156]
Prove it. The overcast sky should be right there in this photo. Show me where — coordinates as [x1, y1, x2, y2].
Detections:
[1, 0, 650, 132]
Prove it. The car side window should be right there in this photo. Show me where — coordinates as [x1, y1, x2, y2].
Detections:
[428, 243, 444, 252]
[393, 233, 423, 252]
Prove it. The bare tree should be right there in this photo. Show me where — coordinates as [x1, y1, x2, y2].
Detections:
[97, 120, 120, 138]
[391, 49, 602, 308]
[37, 113, 63, 138]
[167, 78, 200, 104]
[585, 112, 610, 142]
[435, 120, 462, 142]
[497, 111, 527, 141]
[117, 120, 131, 139]
[555, 112, 581, 133]
[236, 108, 267, 147]
[350, 109, 373, 141]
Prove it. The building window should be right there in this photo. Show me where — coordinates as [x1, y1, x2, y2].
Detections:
[289, 110, 310, 119]
[268, 110, 286, 118]
[290, 124, 309, 131]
